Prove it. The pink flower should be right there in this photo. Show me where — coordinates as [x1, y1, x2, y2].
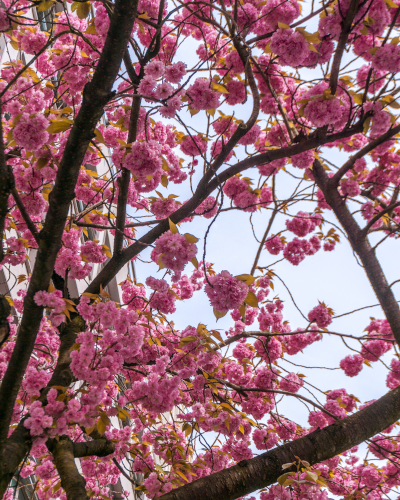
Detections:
[151, 230, 197, 277]
[144, 60, 165, 79]
[286, 211, 321, 237]
[150, 197, 179, 219]
[195, 197, 219, 219]
[341, 178, 361, 197]
[361, 466, 381, 489]
[279, 372, 304, 393]
[265, 235, 285, 255]
[226, 80, 246, 106]
[308, 304, 333, 328]
[254, 367, 275, 389]
[340, 354, 364, 377]
[252, 427, 278, 450]
[205, 271, 248, 313]
[283, 238, 311, 265]
[180, 135, 208, 157]
[270, 28, 310, 67]
[164, 62, 186, 83]
[186, 78, 221, 110]
[81, 240, 107, 263]
[0, 8, 10, 31]
[361, 339, 391, 361]
[123, 140, 162, 178]
[154, 82, 174, 100]
[13, 113, 49, 151]
[138, 75, 157, 97]
[372, 44, 400, 73]
[291, 150, 314, 169]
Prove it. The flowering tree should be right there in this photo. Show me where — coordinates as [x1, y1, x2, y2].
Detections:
[2, 0, 400, 498]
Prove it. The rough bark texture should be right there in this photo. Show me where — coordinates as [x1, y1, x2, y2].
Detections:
[0, 101, 13, 263]
[52, 438, 88, 500]
[47, 438, 115, 459]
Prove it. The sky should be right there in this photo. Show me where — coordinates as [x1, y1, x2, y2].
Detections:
[127, 2, 400, 496]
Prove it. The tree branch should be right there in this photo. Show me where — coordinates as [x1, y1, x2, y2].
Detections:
[84, 119, 367, 295]
[113, 93, 142, 255]
[329, 0, 359, 94]
[51, 437, 88, 500]
[331, 123, 400, 186]
[0, 0, 140, 445]
[10, 187, 40, 245]
[47, 437, 115, 458]
[313, 159, 400, 346]
[0, 102, 13, 263]
[159, 384, 400, 500]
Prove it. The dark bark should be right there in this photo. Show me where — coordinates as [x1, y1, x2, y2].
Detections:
[0, 101, 13, 263]
[0, 0, 139, 445]
[42, 314, 85, 395]
[313, 159, 400, 346]
[85, 118, 367, 295]
[47, 438, 115, 458]
[0, 296, 10, 349]
[114, 94, 142, 255]
[10, 187, 40, 245]
[52, 437, 88, 500]
[159, 384, 400, 500]
[329, 0, 359, 94]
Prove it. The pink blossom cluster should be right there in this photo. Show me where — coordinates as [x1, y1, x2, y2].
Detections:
[223, 176, 273, 212]
[34, 290, 65, 326]
[205, 271, 248, 313]
[283, 236, 321, 265]
[186, 78, 221, 110]
[194, 196, 219, 219]
[307, 304, 333, 328]
[286, 211, 322, 237]
[123, 140, 163, 178]
[151, 230, 197, 277]
[270, 28, 310, 67]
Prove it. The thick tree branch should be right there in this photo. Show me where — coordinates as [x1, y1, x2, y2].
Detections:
[0, 102, 13, 263]
[47, 438, 115, 458]
[52, 437, 88, 500]
[329, 0, 359, 94]
[313, 159, 400, 345]
[113, 94, 142, 255]
[0, 0, 139, 445]
[85, 119, 367, 295]
[159, 385, 400, 500]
